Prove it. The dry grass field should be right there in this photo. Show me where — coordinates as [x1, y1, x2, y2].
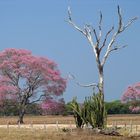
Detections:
[0, 115, 74, 125]
[0, 115, 140, 140]
[0, 114, 140, 125]
[0, 128, 139, 140]
[107, 114, 140, 125]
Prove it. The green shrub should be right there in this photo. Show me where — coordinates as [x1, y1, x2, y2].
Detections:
[69, 93, 107, 129]
[105, 100, 130, 114]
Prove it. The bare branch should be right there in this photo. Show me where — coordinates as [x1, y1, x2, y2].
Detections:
[98, 11, 102, 40]
[123, 17, 138, 31]
[100, 26, 114, 52]
[68, 73, 98, 88]
[110, 45, 127, 52]
[67, 6, 99, 60]
[67, 5, 137, 76]
[67, 20, 87, 36]
[68, 6, 72, 21]
[4, 70, 16, 85]
[93, 28, 99, 43]
[87, 25, 99, 48]
[91, 11, 103, 49]
[76, 82, 98, 88]
[117, 5, 138, 33]
[101, 6, 137, 66]
[101, 32, 117, 66]
[67, 6, 87, 36]
[29, 94, 46, 104]
[99, 11, 102, 29]
[84, 24, 92, 36]
[117, 5, 123, 33]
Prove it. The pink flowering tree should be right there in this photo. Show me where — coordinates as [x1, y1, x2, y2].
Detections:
[41, 97, 65, 115]
[0, 48, 66, 123]
[121, 83, 140, 113]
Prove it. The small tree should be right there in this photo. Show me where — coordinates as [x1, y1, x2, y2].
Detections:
[0, 48, 66, 123]
[67, 6, 137, 127]
[121, 83, 140, 113]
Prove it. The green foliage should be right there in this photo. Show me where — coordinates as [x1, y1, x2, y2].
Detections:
[65, 102, 74, 115]
[84, 93, 107, 128]
[68, 97, 85, 128]
[0, 99, 42, 116]
[69, 93, 107, 129]
[0, 99, 18, 116]
[105, 100, 130, 114]
[25, 104, 42, 115]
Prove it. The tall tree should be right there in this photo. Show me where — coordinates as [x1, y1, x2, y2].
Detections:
[0, 48, 66, 123]
[67, 6, 137, 127]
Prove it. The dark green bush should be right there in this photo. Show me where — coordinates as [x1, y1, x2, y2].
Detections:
[105, 100, 130, 114]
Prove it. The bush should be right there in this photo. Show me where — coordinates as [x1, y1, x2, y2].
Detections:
[68, 93, 107, 129]
[105, 100, 130, 114]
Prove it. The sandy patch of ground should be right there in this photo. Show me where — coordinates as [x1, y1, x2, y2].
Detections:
[0, 124, 76, 130]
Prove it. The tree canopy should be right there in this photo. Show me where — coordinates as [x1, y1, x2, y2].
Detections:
[0, 48, 66, 123]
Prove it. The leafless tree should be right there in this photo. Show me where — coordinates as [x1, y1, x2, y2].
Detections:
[67, 6, 137, 127]
[67, 5, 137, 101]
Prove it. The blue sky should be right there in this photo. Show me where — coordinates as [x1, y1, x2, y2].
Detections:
[0, 0, 139, 102]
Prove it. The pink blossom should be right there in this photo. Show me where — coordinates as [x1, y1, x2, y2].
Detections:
[122, 82, 140, 113]
[0, 48, 66, 106]
[121, 84, 140, 103]
[131, 106, 140, 113]
[41, 98, 65, 115]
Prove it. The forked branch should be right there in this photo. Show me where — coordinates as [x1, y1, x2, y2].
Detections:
[101, 6, 137, 66]
[67, 5, 137, 95]
[67, 6, 137, 68]
[117, 5, 138, 33]
[67, 6, 96, 48]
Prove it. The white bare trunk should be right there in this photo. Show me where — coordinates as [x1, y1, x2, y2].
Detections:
[98, 65, 104, 102]
[99, 69, 104, 93]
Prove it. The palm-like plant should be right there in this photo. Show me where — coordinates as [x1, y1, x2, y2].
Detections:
[69, 93, 107, 129]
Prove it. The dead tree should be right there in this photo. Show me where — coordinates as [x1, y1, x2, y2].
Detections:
[67, 6, 137, 127]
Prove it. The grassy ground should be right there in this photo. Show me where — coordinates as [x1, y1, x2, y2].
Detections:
[0, 114, 140, 125]
[0, 115, 140, 139]
[0, 128, 139, 140]
[107, 114, 140, 125]
[0, 115, 74, 125]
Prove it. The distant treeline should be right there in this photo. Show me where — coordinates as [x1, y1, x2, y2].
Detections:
[66, 100, 132, 115]
[0, 99, 136, 116]
[0, 100, 42, 116]
[105, 100, 131, 114]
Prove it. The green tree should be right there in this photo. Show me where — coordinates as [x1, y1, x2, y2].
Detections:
[105, 100, 130, 114]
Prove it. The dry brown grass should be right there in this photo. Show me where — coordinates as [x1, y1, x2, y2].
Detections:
[107, 114, 140, 125]
[0, 114, 140, 125]
[0, 128, 139, 140]
[0, 115, 74, 125]
[0, 115, 140, 139]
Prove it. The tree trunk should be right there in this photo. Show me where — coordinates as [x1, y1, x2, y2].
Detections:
[98, 65, 104, 101]
[17, 107, 25, 124]
[98, 65, 106, 128]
